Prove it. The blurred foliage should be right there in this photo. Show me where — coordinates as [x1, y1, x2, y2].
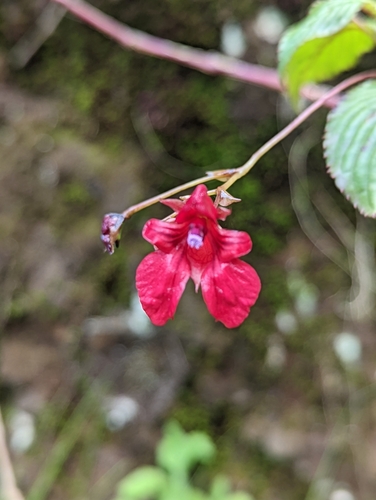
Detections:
[0, 1, 370, 500]
[114, 421, 254, 500]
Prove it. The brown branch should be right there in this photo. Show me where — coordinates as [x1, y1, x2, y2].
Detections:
[50, 0, 338, 107]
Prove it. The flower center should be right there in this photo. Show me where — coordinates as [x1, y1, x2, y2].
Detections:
[187, 224, 205, 249]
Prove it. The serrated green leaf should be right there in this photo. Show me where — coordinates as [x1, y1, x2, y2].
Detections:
[156, 421, 215, 476]
[284, 24, 374, 104]
[278, 0, 375, 105]
[116, 466, 167, 499]
[324, 80, 376, 216]
[279, 0, 365, 69]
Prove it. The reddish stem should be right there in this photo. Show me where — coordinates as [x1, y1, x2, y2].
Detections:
[51, 0, 338, 107]
[220, 70, 376, 191]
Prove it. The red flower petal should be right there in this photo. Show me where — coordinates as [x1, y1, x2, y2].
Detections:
[136, 249, 190, 326]
[216, 206, 231, 221]
[142, 219, 186, 253]
[176, 185, 218, 223]
[201, 259, 261, 328]
[162, 191, 231, 221]
[214, 226, 252, 261]
[160, 198, 185, 212]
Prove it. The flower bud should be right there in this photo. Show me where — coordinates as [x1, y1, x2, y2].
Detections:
[101, 213, 124, 254]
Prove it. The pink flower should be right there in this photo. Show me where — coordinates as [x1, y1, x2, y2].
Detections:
[136, 185, 261, 328]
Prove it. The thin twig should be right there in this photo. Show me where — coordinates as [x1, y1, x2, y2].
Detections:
[119, 70, 376, 219]
[122, 169, 235, 218]
[50, 0, 338, 106]
[219, 70, 376, 193]
[0, 409, 25, 500]
[56, 2, 376, 220]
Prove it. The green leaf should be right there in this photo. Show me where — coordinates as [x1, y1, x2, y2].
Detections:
[116, 466, 167, 499]
[279, 0, 365, 69]
[324, 80, 376, 216]
[278, 0, 375, 105]
[156, 421, 216, 476]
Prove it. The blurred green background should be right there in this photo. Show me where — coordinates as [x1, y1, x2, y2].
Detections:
[0, 1, 375, 499]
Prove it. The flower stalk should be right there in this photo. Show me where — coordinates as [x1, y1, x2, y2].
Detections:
[105, 70, 376, 227]
[121, 169, 236, 220]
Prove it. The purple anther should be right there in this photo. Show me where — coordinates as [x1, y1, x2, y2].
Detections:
[187, 225, 204, 249]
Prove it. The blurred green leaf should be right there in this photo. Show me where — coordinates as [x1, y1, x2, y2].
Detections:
[209, 476, 254, 500]
[226, 493, 255, 500]
[324, 80, 376, 216]
[116, 466, 167, 499]
[160, 482, 208, 500]
[278, 0, 375, 105]
[156, 421, 216, 476]
[364, 0, 376, 15]
[209, 476, 231, 499]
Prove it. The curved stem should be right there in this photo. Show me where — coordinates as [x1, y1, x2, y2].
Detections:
[121, 71, 376, 219]
[219, 70, 376, 193]
[122, 170, 235, 218]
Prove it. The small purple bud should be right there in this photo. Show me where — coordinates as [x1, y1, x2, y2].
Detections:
[101, 213, 124, 254]
[187, 225, 204, 249]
